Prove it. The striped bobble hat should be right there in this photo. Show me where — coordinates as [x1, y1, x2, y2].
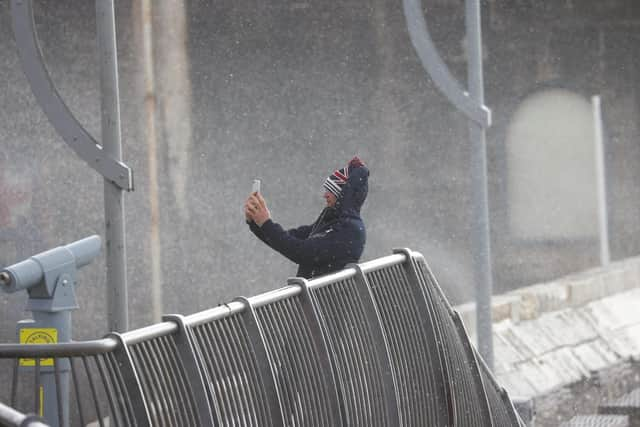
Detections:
[323, 164, 349, 198]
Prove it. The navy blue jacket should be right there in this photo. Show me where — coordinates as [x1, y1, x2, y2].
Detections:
[248, 165, 368, 279]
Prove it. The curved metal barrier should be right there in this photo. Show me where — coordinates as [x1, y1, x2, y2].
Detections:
[0, 249, 524, 427]
[410, 252, 493, 426]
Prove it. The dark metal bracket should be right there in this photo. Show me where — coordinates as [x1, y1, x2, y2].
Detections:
[402, 0, 491, 128]
[10, 0, 134, 191]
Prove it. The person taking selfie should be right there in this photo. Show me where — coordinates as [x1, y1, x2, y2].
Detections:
[244, 156, 369, 279]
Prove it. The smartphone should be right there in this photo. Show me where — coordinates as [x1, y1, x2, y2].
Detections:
[252, 179, 261, 194]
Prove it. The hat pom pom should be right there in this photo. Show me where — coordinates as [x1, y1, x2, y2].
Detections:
[348, 156, 365, 169]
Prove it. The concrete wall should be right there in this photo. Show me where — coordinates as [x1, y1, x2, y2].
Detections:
[0, 0, 639, 342]
[456, 256, 640, 425]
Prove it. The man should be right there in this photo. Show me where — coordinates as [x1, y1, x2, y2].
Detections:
[245, 157, 369, 279]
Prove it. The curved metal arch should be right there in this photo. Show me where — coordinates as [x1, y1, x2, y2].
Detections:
[10, 0, 133, 191]
[403, 0, 491, 128]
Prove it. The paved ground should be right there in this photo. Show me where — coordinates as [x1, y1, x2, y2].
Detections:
[534, 361, 640, 426]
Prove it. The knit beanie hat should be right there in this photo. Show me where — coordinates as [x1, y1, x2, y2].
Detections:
[323, 165, 349, 198]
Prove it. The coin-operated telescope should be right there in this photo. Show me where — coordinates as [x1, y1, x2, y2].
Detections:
[0, 235, 101, 427]
[1, 235, 101, 307]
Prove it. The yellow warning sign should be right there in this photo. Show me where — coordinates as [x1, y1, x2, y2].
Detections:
[19, 328, 58, 367]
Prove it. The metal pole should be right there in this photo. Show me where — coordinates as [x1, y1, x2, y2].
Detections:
[592, 95, 610, 267]
[466, 0, 494, 369]
[141, 0, 164, 322]
[96, 0, 128, 332]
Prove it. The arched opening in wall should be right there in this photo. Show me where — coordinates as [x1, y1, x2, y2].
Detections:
[506, 89, 598, 242]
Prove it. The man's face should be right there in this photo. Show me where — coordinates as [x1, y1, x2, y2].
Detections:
[324, 191, 337, 207]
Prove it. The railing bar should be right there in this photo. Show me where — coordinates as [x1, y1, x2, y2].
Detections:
[130, 345, 164, 426]
[371, 268, 411, 424]
[183, 301, 244, 328]
[348, 279, 381, 425]
[285, 297, 323, 425]
[340, 280, 375, 425]
[358, 276, 390, 427]
[96, 353, 126, 426]
[221, 316, 253, 425]
[306, 267, 357, 290]
[278, 298, 315, 426]
[202, 320, 233, 422]
[95, 354, 118, 427]
[200, 322, 233, 423]
[214, 319, 247, 425]
[138, 341, 172, 426]
[352, 277, 388, 425]
[113, 346, 143, 427]
[423, 266, 463, 426]
[353, 264, 402, 427]
[397, 262, 434, 424]
[109, 349, 138, 427]
[456, 317, 489, 427]
[287, 297, 321, 426]
[349, 281, 382, 426]
[70, 358, 86, 426]
[149, 339, 181, 427]
[367, 270, 400, 415]
[385, 265, 420, 425]
[403, 263, 434, 423]
[259, 304, 294, 425]
[163, 334, 199, 426]
[127, 345, 155, 426]
[150, 338, 181, 427]
[120, 321, 178, 345]
[230, 315, 263, 425]
[316, 286, 349, 424]
[34, 357, 40, 416]
[0, 338, 119, 357]
[53, 358, 64, 427]
[247, 285, 301, 309]
[388, 264, 425, 424]
[412, 256, 455, 425]
[207, 321, 238, 424]
[384, 267, 413, 422]
[411, 256, 452, 424]
[258, 305, 295, 425]
[397, 264, 427, 425]
[326, 283, 360, 425]
[157, 335, 195, 424]
[11, 358, 19, 408]
[324, 283, 359, 425]
[186, 325, 220, 422]
[168, 335, 200, 424]
[83, 356, 105, 427]
[358, 253, 406, 275]
[101, 353, 127, 426]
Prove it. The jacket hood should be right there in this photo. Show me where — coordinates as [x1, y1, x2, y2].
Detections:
[335, 165, 369, 216]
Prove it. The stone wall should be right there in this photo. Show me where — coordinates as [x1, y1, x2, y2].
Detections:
[1, 0, 639, 341]
[456, 256, 640, 425]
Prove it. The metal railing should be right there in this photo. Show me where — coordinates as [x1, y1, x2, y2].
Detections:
[0, 249, 524, 427]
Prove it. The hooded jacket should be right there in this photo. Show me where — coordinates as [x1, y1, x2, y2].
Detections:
[248, 163, 369, 279]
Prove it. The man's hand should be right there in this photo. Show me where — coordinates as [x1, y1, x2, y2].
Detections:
[245, 192, 271, 226]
